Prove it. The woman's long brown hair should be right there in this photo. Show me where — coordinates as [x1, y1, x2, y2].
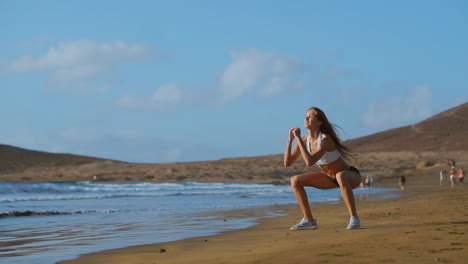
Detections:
[309, 106, 353, 161]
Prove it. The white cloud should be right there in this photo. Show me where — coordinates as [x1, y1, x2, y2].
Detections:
[363, 86, 432, 129]
[6, 40, 154, 87]
[263, 76, 306, 98]
[218, 49, 304, 103]
[115, 82, 182, 110]
[151, 83, 182, 107]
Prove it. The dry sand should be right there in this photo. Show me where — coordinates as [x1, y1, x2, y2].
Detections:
[58, 170, 468, 264]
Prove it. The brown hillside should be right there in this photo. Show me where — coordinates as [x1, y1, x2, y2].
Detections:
[345, 102, 468, 152]
[0, 144, 118, 173]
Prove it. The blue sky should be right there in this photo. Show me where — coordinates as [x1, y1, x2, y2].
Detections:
[1, 0, 467, 163]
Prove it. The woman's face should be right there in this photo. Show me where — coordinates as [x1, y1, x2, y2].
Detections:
[304, 110, 321, 129]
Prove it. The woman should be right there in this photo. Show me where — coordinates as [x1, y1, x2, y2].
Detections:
[457, 167, 464, 185]
[284, 107, 362, 230]
[439, 170, 445, 186]
[449, 167, 457, 188]
[399, 175, 406, 190]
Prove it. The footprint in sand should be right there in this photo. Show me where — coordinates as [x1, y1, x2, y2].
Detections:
[448, 231, 464, 235]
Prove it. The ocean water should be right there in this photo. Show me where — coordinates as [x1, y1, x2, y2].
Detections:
[0, 181, 398, 264]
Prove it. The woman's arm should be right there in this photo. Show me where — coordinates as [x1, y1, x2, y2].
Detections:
[293, 129, 330, 167]
[284, 128, 301, 167]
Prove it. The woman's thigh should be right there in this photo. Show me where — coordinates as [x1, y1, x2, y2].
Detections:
[291, 172, 339, 190]
[337, 170, 362, 189]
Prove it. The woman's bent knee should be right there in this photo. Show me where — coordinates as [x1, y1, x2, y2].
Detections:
[290, 175, 301, 188]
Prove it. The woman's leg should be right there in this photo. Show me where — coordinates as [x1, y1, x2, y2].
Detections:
[290, 172, 338, 220]
[335, 170, 362, 217]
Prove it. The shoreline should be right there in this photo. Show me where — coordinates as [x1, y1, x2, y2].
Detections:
[58, 175, 467, 264]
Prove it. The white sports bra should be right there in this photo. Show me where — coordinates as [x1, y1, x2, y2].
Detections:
[306, 132, 341, 165]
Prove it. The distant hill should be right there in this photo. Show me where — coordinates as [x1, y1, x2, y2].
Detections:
[1, 103, 467, 182]
[0, 145, 115, 173]
[345, 102, 468, 152]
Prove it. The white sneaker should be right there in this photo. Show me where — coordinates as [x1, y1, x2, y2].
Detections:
[347, 216, 360, 229]
[290, 218, 318, 230]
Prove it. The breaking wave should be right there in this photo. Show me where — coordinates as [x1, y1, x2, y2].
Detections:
[0, 181, 289, 203]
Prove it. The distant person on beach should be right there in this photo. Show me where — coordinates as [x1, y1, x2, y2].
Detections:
[284, 106, 362, 230]
[458, 167, 465, 185]
[399, 175, 406, 190]
[364, 176, 375, 187]
[439, 170, 445, 186]
[449, 167, 457, 188]
[364, 176, 371, 187]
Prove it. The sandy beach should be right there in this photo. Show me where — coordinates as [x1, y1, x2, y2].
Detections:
[58, 168, 467, 264]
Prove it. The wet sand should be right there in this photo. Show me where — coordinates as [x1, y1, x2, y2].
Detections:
[58, 172, 467, 264]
